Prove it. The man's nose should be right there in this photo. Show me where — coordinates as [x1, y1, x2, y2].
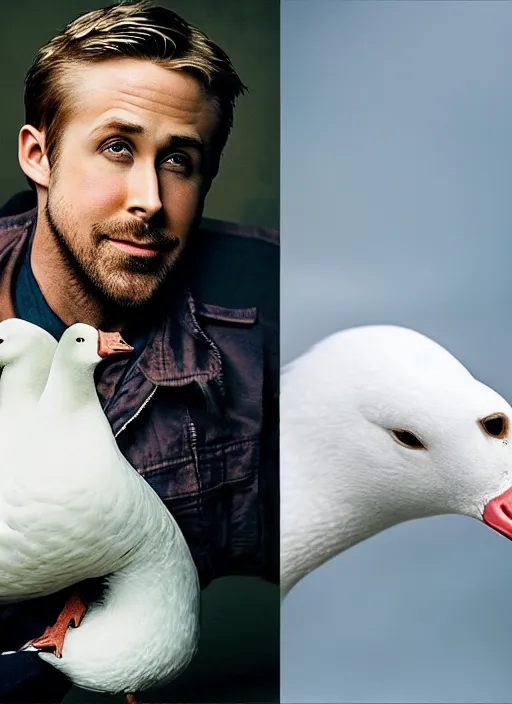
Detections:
[126, 162, 163, 220]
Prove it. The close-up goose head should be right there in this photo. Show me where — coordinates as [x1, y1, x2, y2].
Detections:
[281, 325, 512, 593]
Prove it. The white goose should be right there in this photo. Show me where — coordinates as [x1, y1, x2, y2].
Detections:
[0, 318, 57, 436]
[281, 325, 512, 596]
[0, 322, 136, 601]
[0, 322, 199, 701]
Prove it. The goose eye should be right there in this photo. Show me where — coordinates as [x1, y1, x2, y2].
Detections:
[390, 429, 426, 450]
[478, 413, 509, 439]
[75, 337, 86, 344]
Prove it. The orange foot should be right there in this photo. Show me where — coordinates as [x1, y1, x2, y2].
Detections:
[126, 695, 137, 704]
[23, 588, 87, 658]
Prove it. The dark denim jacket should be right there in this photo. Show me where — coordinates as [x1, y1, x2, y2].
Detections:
[0, 204, 279, 590]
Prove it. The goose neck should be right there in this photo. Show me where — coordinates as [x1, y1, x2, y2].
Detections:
[280, 437, 397, 595]
[0, 359, 45, 408]
[40, 361, 100, 413]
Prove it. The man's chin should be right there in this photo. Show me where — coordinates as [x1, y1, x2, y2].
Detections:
[95, 273, 168, 309]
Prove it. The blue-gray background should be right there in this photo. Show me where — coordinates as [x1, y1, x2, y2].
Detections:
[281, 1, 512, 702]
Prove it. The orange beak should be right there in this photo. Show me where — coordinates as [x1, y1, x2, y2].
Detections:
[97, 330, 134, 358]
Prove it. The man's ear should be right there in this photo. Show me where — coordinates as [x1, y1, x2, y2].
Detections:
[18, 125, 51, 188]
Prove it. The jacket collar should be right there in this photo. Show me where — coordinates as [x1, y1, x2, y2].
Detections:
[136, 287, 223, 387]
[0, 207, 35, 320]
[0, 208, 223, 389]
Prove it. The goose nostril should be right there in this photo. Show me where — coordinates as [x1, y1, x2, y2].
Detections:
[501, 503, 512, 521]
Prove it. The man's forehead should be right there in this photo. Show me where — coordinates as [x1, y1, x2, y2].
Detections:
[64, 58, 220, 141]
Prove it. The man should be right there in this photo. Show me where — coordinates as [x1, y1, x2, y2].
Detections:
[0, 1, 278, 700]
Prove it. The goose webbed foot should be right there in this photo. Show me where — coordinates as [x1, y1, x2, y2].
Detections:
[22, 587, 87, 658]
[126, 695, 137, 704]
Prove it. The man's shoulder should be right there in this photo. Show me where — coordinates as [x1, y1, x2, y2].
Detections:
[199, 217, 279, 248]
[0, 193, 36, 257]
[0, 191, 37, 224]
[0, 196, 36, 259]
[187, 217, 279, 324]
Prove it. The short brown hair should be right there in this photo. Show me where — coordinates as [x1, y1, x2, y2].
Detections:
[24, 0, 246, 186]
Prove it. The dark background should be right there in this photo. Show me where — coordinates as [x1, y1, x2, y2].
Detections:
[0, 1, 279, 702]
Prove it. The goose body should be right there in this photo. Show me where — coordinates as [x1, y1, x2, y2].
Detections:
[0, 321, 138, 599]
[0, 321, 199, 695]
[38, 498, 199, 694]
[0, 318, 64, 599]
[281, 325, 512, 595]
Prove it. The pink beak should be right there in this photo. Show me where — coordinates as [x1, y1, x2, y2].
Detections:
[483, 486, 512, 539]
[97, 330, 134, 358]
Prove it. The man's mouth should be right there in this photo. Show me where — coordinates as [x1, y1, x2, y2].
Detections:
[107, 238, 168, 257]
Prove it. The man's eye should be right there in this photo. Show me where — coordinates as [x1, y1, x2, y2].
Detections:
[104, 141, 132, 157]
[164, 153, 191, 172]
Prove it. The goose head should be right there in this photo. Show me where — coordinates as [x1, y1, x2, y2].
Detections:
[0, 318, 56, 368]
[0, 318, 57, 403]
[281, 325, 512, 590]
[53, 323, 134, 371]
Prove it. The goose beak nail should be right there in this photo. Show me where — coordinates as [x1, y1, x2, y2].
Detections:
[97, 331, 134, 358]
[482, 485, 512, 539]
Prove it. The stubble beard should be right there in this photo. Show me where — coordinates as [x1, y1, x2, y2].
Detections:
[44, 194, 183, 310]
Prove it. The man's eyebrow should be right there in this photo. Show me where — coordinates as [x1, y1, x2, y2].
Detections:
[90, 119, 144, 137]
[90, 119, 204, 154]
[165, 135, 204, 155]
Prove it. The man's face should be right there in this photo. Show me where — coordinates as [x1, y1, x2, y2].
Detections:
[44, 58, 221, 308]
